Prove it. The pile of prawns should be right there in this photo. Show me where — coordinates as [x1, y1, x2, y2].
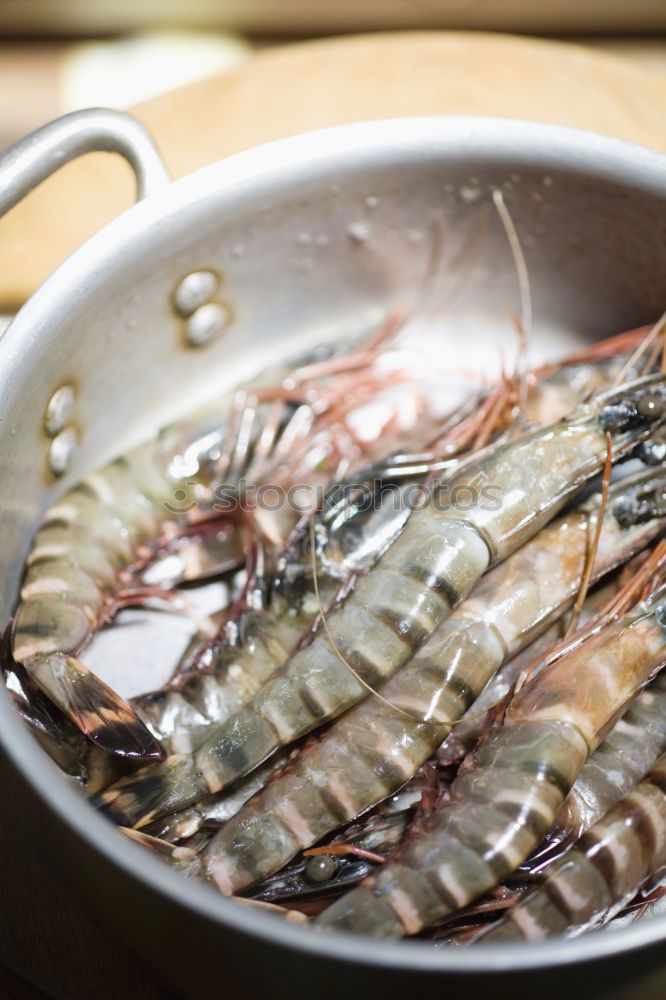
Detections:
[4, 299, 666, 945]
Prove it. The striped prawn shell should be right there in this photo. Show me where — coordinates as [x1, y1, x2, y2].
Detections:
[204, 472, 666, 894]
[95, 375, 666, 824]
[484, 751, 666, 942]
[314, 596, 666, 938]
[14, 443, 172, 659]
[549, 671, 666, 847]
[11, 444, 174, 757]
[135, 613, 307, 754]
[134, 483, 412, 754]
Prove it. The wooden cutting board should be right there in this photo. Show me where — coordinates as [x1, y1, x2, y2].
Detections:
[2, 30, 666, 309]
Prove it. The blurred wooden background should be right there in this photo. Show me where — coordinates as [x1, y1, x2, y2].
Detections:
[2, 1, 666, 35]
[1, 31, 666, 310]
[1, 19, 666, 1000]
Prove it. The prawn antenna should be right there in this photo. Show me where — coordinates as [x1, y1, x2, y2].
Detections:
[492, 189, 532, 414]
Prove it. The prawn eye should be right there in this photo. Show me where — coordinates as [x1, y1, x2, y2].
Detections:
[598, 402, 637, 433]
[305, 855, 338, 883]
[637, 435, 666, 467]
[636, 394, 666, 420]
[613, 495, 639, 528]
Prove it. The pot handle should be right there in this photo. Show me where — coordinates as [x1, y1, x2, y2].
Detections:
[0, 107, 170, 218]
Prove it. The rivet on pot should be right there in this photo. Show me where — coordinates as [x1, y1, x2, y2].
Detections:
[173, 271, 219, 317]
[44, 384, 75, 437]
[185, 302, 231, 348]
[49, 427, 78, 477]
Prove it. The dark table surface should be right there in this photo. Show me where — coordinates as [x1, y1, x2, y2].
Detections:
[0, 753, 173, 1000]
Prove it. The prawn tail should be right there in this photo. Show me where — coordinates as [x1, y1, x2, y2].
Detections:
[23, 653, 164, 760]
[93, 753, 206, 829]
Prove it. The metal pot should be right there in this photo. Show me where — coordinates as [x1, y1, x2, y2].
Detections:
[1, 110, 665, 999]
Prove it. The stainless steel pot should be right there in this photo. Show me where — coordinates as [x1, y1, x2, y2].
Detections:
[1, 109, 665, 999]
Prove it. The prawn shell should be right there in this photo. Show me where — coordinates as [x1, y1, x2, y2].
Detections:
[97, 376, 666, 828]
[21, 652, 163, 759]
[315, 595, 666, 938]
[551, 672, 666, 848]
[21, 559, 104, 622]
[44, 490, 134, 564]
[27, 526, 118, 589]
[484, 753, 666, 941]
[13, 594, 91, 660]
[135, 613, 304, 754]
[83, 464, 159, 538]
[508, 612, 666, 750]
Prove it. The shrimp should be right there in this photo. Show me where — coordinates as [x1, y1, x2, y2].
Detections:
[11, 324, 645, 761]
[315, 581, 666, 938]
[131, 331, 641, 753]
[255, 669, 666, 910]
[202, 468, 666, 894]
[11, 438, 179, 758]
[480, 749, 666, 941]
[522, 671, 666, 873]
[143, 751, 293, 844]
[9, 386, 302, 759]
[10, 328, 423, 759]
[131, 477, 414, 754]
[443, 482, 666, 767]
[2, 635, 88, 781]
[12, 347, 622, 783]
[417, 670, 666, 939]
[250, 813, 410, 909]
[132, 337, 650, 756]
[95, 374, 666, 828]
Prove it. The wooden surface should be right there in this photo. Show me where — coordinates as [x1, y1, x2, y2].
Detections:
[2, 30, 666, 999]
[2, 31, 666, 309]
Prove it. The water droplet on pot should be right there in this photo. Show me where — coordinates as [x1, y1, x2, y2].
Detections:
[348, 221, 371, 243]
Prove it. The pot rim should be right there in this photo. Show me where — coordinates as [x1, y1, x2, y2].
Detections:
[2, 115, 666, 974]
